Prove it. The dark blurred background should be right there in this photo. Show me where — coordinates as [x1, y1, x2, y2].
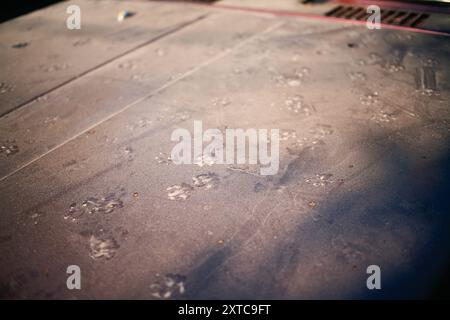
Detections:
[1, 1, 62, 23]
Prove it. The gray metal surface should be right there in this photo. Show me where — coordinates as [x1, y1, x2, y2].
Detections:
[0, 0, 449, 299]
[0, 0, 208, 116]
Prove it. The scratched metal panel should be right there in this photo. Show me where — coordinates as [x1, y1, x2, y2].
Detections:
[0, 11, 274, 180]
[0, 4, 449, 299]
[0, 0, 210, 116]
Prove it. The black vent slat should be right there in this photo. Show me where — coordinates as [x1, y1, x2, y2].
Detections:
[409, 13, 429, 27]
[381, 10, 396, 21]
[345, 7, 362, 19]
[325, 5, 344, 17]
[400, 13, 418, 26]
[338, 7, 355, 18]
[324, 5, 429, 28]
[359, 12, 372, 21]
[354, 9, 369, 20]
[384, 12, 399, 24]
[385, 11, 406, 24]
[393, 12, 409, 25]
[333, 6, 350, 17]
[341, 7, 356, 18]
[348, 7, 365, 20]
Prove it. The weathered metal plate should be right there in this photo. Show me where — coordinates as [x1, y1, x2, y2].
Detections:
[0, 0, 449, 299]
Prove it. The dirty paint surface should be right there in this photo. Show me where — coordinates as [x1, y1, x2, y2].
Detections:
[0, 0, 449, 299]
